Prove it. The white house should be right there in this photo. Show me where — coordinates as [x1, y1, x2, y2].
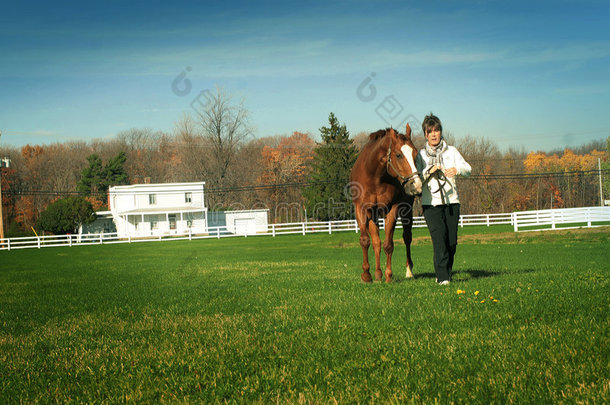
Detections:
[109, 182, 207, 238]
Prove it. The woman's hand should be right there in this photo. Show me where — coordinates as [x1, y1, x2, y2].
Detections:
[428, 165, 442, 174]
[444, 167, 457, 178]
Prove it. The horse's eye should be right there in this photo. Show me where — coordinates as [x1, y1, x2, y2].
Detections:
[396, 153, 402, 158]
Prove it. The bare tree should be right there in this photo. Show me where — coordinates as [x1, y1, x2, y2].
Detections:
[193, 87, 253, 208]
[173, 114, 209, 182]
[195, 87, 253, 188]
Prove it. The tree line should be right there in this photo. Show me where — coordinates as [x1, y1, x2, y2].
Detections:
[1, 89, 608, 236]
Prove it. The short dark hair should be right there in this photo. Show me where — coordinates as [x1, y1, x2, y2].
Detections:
[422, 113, 442, 135]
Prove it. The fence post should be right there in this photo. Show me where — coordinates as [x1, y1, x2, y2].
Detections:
[586, 208, 592, 227]
[551, 210, 556, 229]
[100, 233, 103, 245]
[69, 235, 73, 247]
[328, 222, 332, 234]
[7, 238, 10, 251]
[460, 216, 464, 228]
[354, 219, 358, 233]
[486, 214, 490, 227]
[513, 212, 518, 232]
[37, 236, 41, 248]
[272, 224, 276, 237]
[302, 222, 306, 235]
[189, 228, 192, 241]
[217, 227, 220, 239]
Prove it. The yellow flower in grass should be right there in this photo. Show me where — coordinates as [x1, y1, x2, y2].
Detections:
[480, 299, 485, 303]
[474, 291, 480, 296]
[456, 289, 466, 295]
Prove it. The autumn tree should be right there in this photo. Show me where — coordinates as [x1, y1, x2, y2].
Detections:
[259, 132, 315, 221]
[18, 145, 49, 227]
[602, 136, 610, 202]
[303, 113, 358, 220]
[523, 148, 606, 209]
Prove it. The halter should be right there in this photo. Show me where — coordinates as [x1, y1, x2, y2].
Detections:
[386, 137, 419, 187]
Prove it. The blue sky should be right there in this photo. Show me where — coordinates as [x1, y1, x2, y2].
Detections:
[1, 0, 609, 151]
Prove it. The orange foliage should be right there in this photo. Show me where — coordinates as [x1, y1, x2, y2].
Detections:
[14, 196, 36, 228]
[259, 132, 315, 184]
[550, 183, 564, 208]
[85, 196, 107, 211]
[524, 149, 605, 173]
[21, 144, 44, 160]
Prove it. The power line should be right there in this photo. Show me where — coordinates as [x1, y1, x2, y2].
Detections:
[3, 169, 609, 197]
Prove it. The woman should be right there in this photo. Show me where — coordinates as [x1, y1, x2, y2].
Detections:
[416, 113, 471, 285]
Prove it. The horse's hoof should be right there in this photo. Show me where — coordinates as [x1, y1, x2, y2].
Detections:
[361, 273, 373, 283]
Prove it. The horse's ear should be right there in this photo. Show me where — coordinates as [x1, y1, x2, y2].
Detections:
[405, 123, 412, 139]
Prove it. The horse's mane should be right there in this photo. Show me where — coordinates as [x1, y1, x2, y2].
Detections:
[367, 128, 407, 144]
[368, 129, 387, 142]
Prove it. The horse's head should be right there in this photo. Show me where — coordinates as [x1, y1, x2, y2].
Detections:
[385, 124, 422, 196]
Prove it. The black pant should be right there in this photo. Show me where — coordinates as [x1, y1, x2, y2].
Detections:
[423, 204, 460, 283]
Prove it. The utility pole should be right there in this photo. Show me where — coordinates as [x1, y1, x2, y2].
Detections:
[599, 158, 604, 206]
[0, 131, 10, 244]
[0, 130, 4, 243]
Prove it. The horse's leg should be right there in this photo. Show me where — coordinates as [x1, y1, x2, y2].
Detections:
[356, 205, 372, 283]
[383, 206, 398, 283]
[368, 214, 383, 282]
[401, 209, 415, 279]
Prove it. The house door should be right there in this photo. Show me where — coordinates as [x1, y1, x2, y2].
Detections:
[169, 214, 177, 230]
[234, 218, 256, 235]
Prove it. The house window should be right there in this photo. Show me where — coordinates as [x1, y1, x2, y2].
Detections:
[151, 220, 158, 230]
[149, 194, 156, 205]
[185, 192, 192, 203]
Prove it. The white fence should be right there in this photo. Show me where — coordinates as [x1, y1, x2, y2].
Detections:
[512, 206, 610, 232]
[0, 208, 608, 251]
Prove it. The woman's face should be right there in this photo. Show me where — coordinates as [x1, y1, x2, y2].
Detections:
[426, 127, 442, 147]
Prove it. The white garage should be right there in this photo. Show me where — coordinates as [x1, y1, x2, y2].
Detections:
[225, 210, 269, 235]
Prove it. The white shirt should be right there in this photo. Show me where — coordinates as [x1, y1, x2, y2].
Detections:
[416, 145, 471, 206]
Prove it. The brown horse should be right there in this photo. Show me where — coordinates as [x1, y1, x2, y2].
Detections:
[349, 124, 422, 283]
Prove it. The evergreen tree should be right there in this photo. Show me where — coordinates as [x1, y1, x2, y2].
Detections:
[303, 113, 358, 220]
[37, 197, 96, 234]
[104, 151, 128, 188]
[77, 154, 104, 196]
[77, 152, 128, 197]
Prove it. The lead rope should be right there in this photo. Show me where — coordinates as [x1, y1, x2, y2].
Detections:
[422, 169, 448, 204]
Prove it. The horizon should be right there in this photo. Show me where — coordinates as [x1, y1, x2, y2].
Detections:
[1, 1, 609, 152]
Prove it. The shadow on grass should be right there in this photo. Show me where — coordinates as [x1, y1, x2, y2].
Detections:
[392, 268, 535, 283]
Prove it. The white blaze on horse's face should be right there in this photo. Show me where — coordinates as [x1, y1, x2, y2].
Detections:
[400, 144, 423, 195]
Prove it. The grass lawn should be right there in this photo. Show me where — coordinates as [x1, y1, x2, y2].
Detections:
[0, 226, 608, 403]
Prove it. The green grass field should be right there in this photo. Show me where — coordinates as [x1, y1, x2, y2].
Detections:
[1, 226, 608, 403]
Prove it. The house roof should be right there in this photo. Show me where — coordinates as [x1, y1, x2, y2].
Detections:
[109, 182, 205, 195]
[116, 206, 208, 216]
